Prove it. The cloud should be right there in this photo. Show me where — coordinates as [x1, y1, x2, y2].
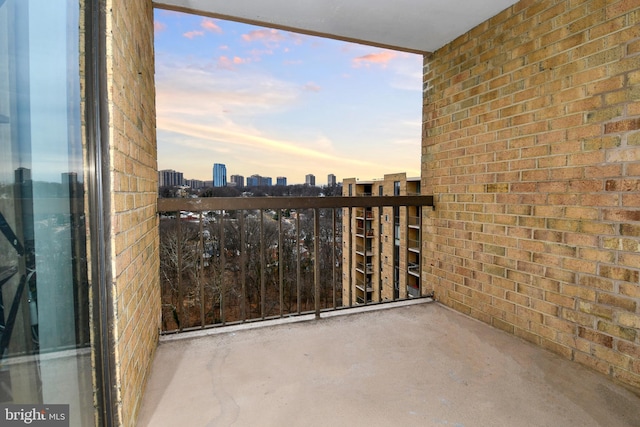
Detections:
[183, 30, 204, 39]
[201, 19, 223, 33]
[352, 51, 397, 68]
[155, 59, 301, 117]
[287, 33, 305, 46]
[242, 29, 285, 43]
[154, 59, 382, 180]
[154, 21, 167, 32]
[217, 55, 250, 70]
[303, 82, 321, 92]
[158, 117, 379, 169]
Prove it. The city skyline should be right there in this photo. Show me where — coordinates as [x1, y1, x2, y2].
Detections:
[154, 10, 422, 185]
[159, 166, 340, 187]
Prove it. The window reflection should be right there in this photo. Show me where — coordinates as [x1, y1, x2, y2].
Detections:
[0, 1, 93, 424]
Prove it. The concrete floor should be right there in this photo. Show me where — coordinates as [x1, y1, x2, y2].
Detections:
[137, 301, 640, 427]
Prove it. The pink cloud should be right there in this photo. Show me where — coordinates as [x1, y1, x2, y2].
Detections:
[217, 56, 250, 70]
[352, 51, 397, 68]
[242, 29, 286, 44]
[154, 21, 167, 32]
[201, 19, 222, 33]
[183, 30, 204, 39]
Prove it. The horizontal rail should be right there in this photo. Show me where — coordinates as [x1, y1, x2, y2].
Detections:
[157, 195, 434, 212]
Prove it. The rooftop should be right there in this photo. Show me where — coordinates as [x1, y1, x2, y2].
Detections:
[138, 301, 640, 426]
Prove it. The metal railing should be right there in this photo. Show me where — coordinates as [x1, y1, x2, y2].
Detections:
[157, 195, 433, 333]
[408, 215, 421, 227]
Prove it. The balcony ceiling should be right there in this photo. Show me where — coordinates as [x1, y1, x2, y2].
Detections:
[154, 0, 519, 53]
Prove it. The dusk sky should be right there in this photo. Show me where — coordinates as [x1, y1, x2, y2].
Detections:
[154, 9, 422, 185]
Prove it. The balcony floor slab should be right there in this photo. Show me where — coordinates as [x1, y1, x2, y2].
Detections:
[138, 302, 640, 426]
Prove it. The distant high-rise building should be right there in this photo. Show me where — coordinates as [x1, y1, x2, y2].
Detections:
[327, 174, 336, 186]
[247, 174, 260, 187]
[230, 174, 244, 187]
[247, 174, 272, 187]
[276, 176, 287, 186]
[305, 174, 316, 186]
[186, 179, 206, 190]
[342, 173, 422, 305]
[158, 169, 184, 187]
[213, 163, 227, 187]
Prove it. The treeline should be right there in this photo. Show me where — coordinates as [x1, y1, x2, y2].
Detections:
[159, 183, 343, 198]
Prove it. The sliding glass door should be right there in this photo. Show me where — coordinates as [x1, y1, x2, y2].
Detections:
[0, 0, 94, 424]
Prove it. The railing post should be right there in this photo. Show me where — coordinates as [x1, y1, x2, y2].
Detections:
[278, 209, 283, 317]
[332, 208, 337, 310]
[220, 212, 226, 325]
[176, 212, 183, 331]
[260, 209, 266, 319]
[199, 212, 204, 328]
[240, 211, 246, 322]
[377, 203, 382, 303]
[314, 208, 320, 319]
[347, 207, 353, 307]
[296, 213, 301, 314]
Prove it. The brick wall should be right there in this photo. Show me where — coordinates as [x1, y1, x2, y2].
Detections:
[105, 0, 160, 424]
[422, 0, 639, 391]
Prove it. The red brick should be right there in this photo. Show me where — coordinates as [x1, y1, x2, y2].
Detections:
[578, 326, 614, 348]
[604, 118, 640, 133]
[603, 209, 640, 222]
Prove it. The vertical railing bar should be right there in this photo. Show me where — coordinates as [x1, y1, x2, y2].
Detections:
[404, 204, 409, 299]
[296, 213, 301, 315]
[220, 211, 226, 325]
[314, 208, 320, 319]
[363, 206, 368, 306]
[240, 211, 246, 322]
[348, 207, 353, 307]
[260, 209, 266, 319]
[176, 211, 183, 331]
[375, 205, 380, 304]
[393, 206, 398, 302]
[278, 209, 284, 317]
[199, 211, 205, 328]
[418, 205, 422, 297]
[332, 208, 337, 310]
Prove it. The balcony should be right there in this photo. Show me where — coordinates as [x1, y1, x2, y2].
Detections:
[408, 214, 421, 228]
[408, 261, 420, 276]
[355, 261, 374, 274]
[137, 300, 640, 426]
[355, 227, 375, 238]
[354, 279, 373, 292]
[142, 195, 640, 426]
[407, 237, 420, 252]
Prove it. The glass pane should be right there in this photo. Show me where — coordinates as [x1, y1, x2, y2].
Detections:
[0, 1, 94, 425]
